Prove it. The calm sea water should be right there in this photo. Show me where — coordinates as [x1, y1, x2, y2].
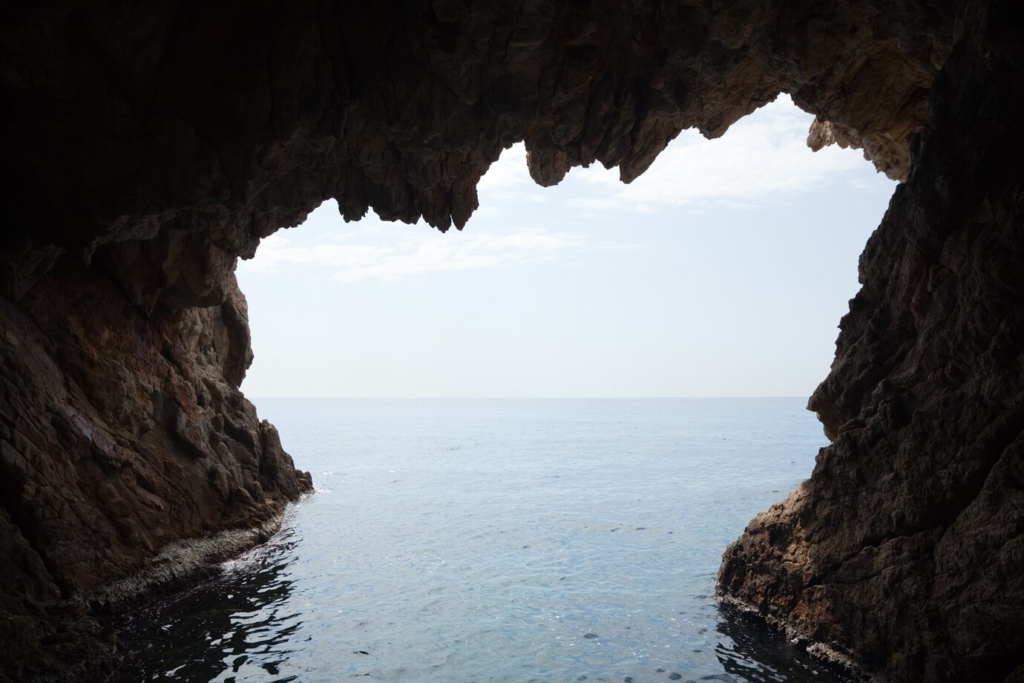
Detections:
[112, 398, 849, 683]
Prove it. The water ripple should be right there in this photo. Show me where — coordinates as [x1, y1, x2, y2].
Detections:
[113, 399, 851, 682]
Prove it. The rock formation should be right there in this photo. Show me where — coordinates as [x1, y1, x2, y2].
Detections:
[718, 3, 1024, 680]
[0, 242, 312, 682]
[0, 0, 1019, 681]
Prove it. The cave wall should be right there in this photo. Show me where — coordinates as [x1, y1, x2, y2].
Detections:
[718, 3, 1024, 680]
[2, 0, 1020, 681]
[0, 259, 311, 681]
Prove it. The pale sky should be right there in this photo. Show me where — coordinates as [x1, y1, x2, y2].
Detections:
[237, 95, 895, 398]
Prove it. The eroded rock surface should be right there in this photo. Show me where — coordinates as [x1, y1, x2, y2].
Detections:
[0, 257, 311, 681]
[719, 3, 1024, 681]
[0, 0, 1019, 681]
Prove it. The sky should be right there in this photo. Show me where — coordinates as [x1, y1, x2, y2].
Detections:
[236, 95, 895, 398]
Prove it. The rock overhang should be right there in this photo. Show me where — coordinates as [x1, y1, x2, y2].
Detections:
[2, 0, 952, 308]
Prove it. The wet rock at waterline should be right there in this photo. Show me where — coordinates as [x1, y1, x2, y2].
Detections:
[0, 0, 1021, 680]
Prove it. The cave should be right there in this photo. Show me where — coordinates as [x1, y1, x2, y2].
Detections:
[1, 1, 1022, 681]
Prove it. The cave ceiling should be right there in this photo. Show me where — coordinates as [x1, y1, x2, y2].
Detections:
[1, 0, 954, 309]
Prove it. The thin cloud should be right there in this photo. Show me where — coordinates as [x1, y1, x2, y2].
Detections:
[245, 220, 599, 283]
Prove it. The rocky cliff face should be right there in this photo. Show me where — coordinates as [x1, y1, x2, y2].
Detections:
[718, 3, 1024, 681]
[0, 0, 1019, 681]
[0, 257, 311, 681]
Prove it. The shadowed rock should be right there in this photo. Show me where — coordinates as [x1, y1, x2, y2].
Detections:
[719, 4, 1024, 680]
[0, 0, 1020, 681]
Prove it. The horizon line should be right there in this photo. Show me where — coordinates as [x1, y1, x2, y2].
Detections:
[245, 395, 812, 400]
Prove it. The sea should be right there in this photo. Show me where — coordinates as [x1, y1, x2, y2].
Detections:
[111, 398, 851, 683]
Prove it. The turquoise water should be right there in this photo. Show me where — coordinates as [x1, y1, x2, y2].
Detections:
[112, 398, 849, 682]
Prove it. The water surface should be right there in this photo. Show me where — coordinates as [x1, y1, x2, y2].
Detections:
[113, 398, 848, 682]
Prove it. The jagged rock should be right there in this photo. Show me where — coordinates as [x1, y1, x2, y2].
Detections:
[2, 0, 952, 283]
[0, 261, 310, 681]
[719, 3, 1024, 681]
[0, 0, 1019, 681]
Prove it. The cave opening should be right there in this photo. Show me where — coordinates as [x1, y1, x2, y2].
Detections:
[236, 95, 894, 401]
[103, 95, 896, 682]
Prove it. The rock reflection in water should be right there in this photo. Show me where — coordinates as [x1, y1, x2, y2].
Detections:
[111, 531, 302, 682]
[713, 607, 851, 683]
